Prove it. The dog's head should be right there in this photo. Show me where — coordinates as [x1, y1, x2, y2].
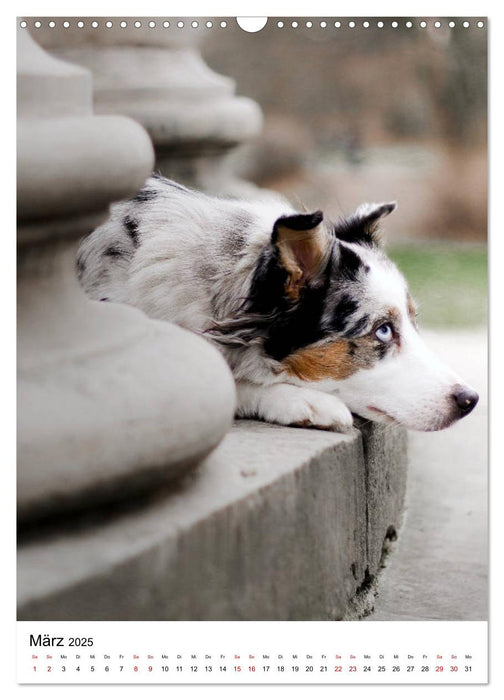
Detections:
[248, 201, 478, 431]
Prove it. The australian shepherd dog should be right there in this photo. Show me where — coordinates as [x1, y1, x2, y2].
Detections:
[77, 174, 478, 432]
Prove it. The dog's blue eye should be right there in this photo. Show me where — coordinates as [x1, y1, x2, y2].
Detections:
[375, 323, 393, 343]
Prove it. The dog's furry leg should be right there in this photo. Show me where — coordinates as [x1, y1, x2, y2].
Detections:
[236, 382, 354, 432]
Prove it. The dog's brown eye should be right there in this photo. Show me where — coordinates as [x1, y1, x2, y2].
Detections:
[375, 323, 393, 343]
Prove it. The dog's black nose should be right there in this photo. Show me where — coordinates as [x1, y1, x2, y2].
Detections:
[452, 385, 479, 417]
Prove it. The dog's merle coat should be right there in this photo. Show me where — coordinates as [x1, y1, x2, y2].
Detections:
[77, 175, 478, 432]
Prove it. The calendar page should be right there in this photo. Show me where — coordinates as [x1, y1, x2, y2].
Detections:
[16, 8, 488, 688]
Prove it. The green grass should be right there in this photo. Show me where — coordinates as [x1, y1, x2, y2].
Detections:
[386, 244, 487, 328]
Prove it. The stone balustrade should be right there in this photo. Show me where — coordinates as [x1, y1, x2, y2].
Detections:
[33, 18, 263, 195]
[17, 26, 235, 524]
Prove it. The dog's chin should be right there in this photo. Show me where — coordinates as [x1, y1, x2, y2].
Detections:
[355, 405, 461, 432]
[407, 414, 461, 432]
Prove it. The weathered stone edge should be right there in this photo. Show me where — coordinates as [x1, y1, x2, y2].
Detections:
[18, 421, 407, 621]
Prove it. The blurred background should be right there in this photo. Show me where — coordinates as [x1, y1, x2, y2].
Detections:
[203, 20, 487, 330]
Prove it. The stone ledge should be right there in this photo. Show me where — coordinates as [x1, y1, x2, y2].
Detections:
[17, 420, 407, 621]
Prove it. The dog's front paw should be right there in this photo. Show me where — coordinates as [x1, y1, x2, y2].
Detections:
[237, 382, 353, 433]
[271, 386, 353, 432]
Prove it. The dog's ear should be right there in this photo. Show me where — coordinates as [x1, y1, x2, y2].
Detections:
[336, 202, 397, 246]
[272, 211, 330, 301]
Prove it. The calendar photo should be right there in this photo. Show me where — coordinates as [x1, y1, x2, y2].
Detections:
[16, 15, 488, 684]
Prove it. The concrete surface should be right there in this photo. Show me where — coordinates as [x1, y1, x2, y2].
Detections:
[368, 329, 488, 621]
[18, 420, 407, 621]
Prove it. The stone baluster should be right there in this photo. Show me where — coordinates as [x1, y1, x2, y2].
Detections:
[34, 18, 263, 195]
[17, 26, 235, 524]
